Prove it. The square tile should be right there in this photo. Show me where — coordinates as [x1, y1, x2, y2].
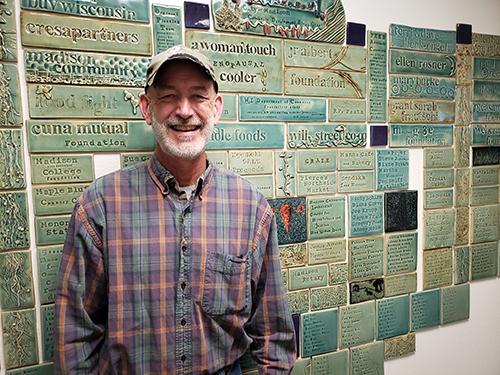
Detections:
[384, 273, 417, 297]
[471, 205, 499, 243]
[349, 236, 384, 280]
[279, 243, 307, 268]
[184, 1, 209, 29]
[471, 242, 498, 280]
[350, 278, 384, 304]
[268, 197, 307, 245]
[423, 247, 453, 290]
[287, 290, 309, 314]
[347, 22, 366, 46]
[376, 149, 409, 190]
[330, 264, 348, 285]
[301, 308, 338, 357]
[384, 190, 418, 232]
[308, 196, 345, 240]
[350, 341, 384, 375]
[370, 125, 388, 146]
[312, 349, 348, 375]
[410, 289, 440, 331]
[340, 300, 375, 347]
[349, 193, 384, 237]
[376, 295, 409, 340]
[311, 284, 347, 310]
[456, 23, 473, 44]
[441, 283, 470, 325]
[385, 232, 418, 275]
[384, 332, 416, 360]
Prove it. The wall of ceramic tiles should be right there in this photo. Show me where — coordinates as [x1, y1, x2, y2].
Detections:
[0, 0, 499, 374]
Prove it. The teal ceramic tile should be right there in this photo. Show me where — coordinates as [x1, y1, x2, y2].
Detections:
[473, 80, 500, 101]
[285, 68, 366, 98]
[152, 5, 181, 53]
[340, 300, 375, 347]
[240, 95, 326, 122]
[297, 149, 337, 173]
[312, 349, 348, 375]
[456, 44, 472, 87]
[21, 12, 151, 55]
[471, 186, 499, 206]
[384, 273, 417, 297]
[28, 84, 145, 119]
[349, 236, 384, 281]
[186, 31, 283, 94]
[279, 243, 307, 269]
[471, 205, 499, 243]
[350, 341, 384, 375]
[389, 50, 456, 77]
[471, 242, 498, 280]
[472, 124, 500, 146]
[472, 102, 500, 123]
[38, 244, 63, 305]
[229, 150, 273, 176]
[298, 172, 336, 195]
[288, 123, 367, 148]
[301, 308, 338, 357]
[31, 154, 94, 185]
[206, 151, 227, 169]
[473, 57, 500, 80]
[330, 264, 348, 285]
[424, 208, 454, 249]
[455, 87, 471, 126]
[455, 207, 469, 246]
[410, 289, 440, 331]
[338, 171, 375, 193]
[388, 99, 455, 123]
[35, 214, 71, 246]
[471, 166, 499, 186]
[0, 129, 26, 189]
[390, 75, 455, 100]
[367, 30, 388, 123]
[25, 49, 148, 87]
[455, 246, 470, 284]
[290, 358, 311, 375]
[384, 332, 416, 360]
[472, 33, 500, 58]
[219, 94, 237, 121]
[424, 148, 454, 168]
[423, 247, 452, 290]
[275, 151, 296, 196]
[41, 304, 54, 360]
[424, 189, 453, 209]
[0, 0, 17, 62]
[268, 196, 307, 244]
[244, 175, 274, 198]
[282, 269, 288, 290]
[390, 124, 454, 147]
[289, 265, 328, 291]
[311, 284, 347, 311]
[27, 120, 156, 153]
[0, 251, 34, 310]
[349, 193, 384, 237]
[441, 283, 470, 325]
[386, 232, 417, 275]
[6, 363, 54, 375]
[329, 99, 367, 122]
[350, 278, 384, 304]
[424, 168, 454, 189]
[121, 152, 154, 169]
[287, 290, 309, 314]
[338, 149, 374, 170]
[309, 239, 346, 264]
[0, 192, 29, 251]
[308, 196, 345, 240]
[3, 309, 38, 369]
[389, 24, 456, 53]
[377, 295, 409, 340]
[208, 122, 285, 150]
[455, 168, 470, 207]
[376, 149, 409, 190]
[0, 64, 22, 126]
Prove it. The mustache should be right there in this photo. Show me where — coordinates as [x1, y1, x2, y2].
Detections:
[166, 114, 205, 127]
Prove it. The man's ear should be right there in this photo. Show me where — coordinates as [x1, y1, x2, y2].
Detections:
[213, 94, 223, 125]
[139, 92, 152, 125]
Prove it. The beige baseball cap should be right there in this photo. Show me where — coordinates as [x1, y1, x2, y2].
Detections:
[145, 45, 218, 92]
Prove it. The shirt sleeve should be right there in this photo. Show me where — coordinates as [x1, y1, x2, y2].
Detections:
[245, 207, 296, 374]
[54, 196, 108, 374]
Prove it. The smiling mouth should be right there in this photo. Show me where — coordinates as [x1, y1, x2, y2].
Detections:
[171, 125, 200, 132]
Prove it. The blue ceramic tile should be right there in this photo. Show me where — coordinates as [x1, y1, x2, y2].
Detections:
[292, 314, 300, 357]
[370, 125, 388, 146]
[456, 24, 472, 44]
[349, 193, 384, 237]
[301, 308, 338, 357]
[376, 295, 409, 339]
[410, 289, 440, 331]
[376, 149, 409, 190]
[184, 1, 209, 29]
[347, 22, 366, 46]
[268, 197, 307, 245]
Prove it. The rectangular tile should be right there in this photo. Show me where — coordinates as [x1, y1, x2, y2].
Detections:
[290, 358, 310, 375]
[376, 295, 409, 340]
[441, 283, 470, 325]
[471, 242, 498, 280]
[424, 189, 454, 209]
[0, 192, 30, 251]
[312, 349, 348, 375]
[21, 11, 151, 55]
[472, 124, 500, 146]
[367, 30, 388, 123]
[349, 193, 384, 237]
[301, 308, 338, 357]
[35, 214, 71, 245]
[287, 290, 309, 314]
[275, 151, 296, 196]
[350, 341, 384, 375]
[384, 332, 416, 360]
[389, 99, 455, 123]
[384, 273, 417, 297]
[456, 44, 472, 86]
[471, 166, 499, 186]
[208, 123, 285, 150]
[340, 301, 375, 348]
[386, 232, 418, 275]
[455, 207, 470, 246]
[349, 236, 384, 281]
[297, 172, 336, 195]
[472, 33, 500, 58]
[243, 175, 273, 198]
[473, 146, 500, 166]
[41, 304, 54, 360]
[31, 154, 94, 184]
[338, 149, 374, 170]
[471, 102, 500, 123]
[0, 64, 22, 126]
[390, 124, 454, 147]
[424, 208, 454, 249]
[424, 148, 454, 168]
[455, 86, 472, 126]
[219, 94, 237, 121]
[473, 57, 500, 80]
[279, 243, 306, 269]
[3, 309, 38, 369]
[389, 49, 456, 76]
[229, 150, 273, 176]
[330, 264, 348, 285]
[410, 289, 441, 331]
[0, 251, 34, 309]
[240, 95, 326, 122]
[152, 4, 181, 53]
[471, 186, 499, 206]
[390, 74, 455, 100]
[311, 284, 348, 311]
[297, 149, 337, 173]
[121, 152, 153, 169]
[289, 265, 328, 291]
[309, 239, 346, 264]
[473, 80, 500, 101]
[389, 24, 456, 53]
[471, 205, 499, 243]
[455, 246, 470, 284]
[0, 129, 26, 189]
[6, 363, 54, 375]
[423, 247, 452, 290]
[350, 278, 384, 304]
[329, 99, 367, 122]
[376, 149, 409, 190]
[268, 197, 306, 245]
[308, 196, 345, 240]
[288, 123, 367, 148]
[384, 190, 418, 232]
[38, 245, 63, 305]
[424, 168, 454, 189]
[455, 168, 470, 207]
[338, 171, 375, 193]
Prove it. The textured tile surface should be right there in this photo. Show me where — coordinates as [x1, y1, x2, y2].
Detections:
[0, 192, 29, 251]
[455, 246, 470, 284]
[340, 300, 375, 348]
[3, 309, 38, 369]
[287, 290, 309, 314]
[329, 264, 348, 285]
[0, 0, 17, 62]
[473, 146, 500, 166]
[0, 64, 22, 126]
[384, 332, 416, 360]
[311, 284, 348, 311]
[384, 190, 417, 232]
[0, 129, 25, 189]
[268, 197, 307, 245]
[0, 250, 34, 310]
[279, 243, 307, 269]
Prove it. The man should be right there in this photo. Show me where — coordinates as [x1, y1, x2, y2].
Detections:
[54, 45, 296, 374]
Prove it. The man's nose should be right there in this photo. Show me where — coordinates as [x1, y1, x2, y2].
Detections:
[175, 97, 194, 118]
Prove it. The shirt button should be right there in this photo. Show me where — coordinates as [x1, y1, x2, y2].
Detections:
[181, 282, 186, 289]
[181, 319, 187, 326]
[181, 355, 187, 361]
[182, 245, 187, 252]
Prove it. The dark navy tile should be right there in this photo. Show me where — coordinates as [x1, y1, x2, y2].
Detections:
[385, 190, 418, 232]
[184, 1, 210, 29]
[473, 147, 500, 166]
[268, 197, 307, 245]
[456, 24, 472, 44]
[347, 22, 366, 46]
[292, 314, 300, 357]
[370, 125, 388, 146]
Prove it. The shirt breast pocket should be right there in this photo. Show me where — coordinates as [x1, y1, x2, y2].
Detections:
[202, 251, 251, 316]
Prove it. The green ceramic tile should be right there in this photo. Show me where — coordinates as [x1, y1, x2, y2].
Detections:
[25, 49, 148, 87]
[38, 244, 63, 305]
[206, 151, 227, 169]
[219, 94, 237, 121]
[455, 168, 470, 207]
[207, 122, 285, 150]
[287, 290, 309, 314]
[312, 349, 348, 375]
[455, 127, 470, 167]
[471, 205, 499, 243]
[152, 5, 181, 54]
[472, 102, 500, 123]
[308, 196, 345, 240]
[441, 283, 470, 325]
[311, 284, 348, 311]
[471, 186, 499, 206]
[275, 151, 296, 196]
[350, 278, 384, 304]
[240, 95, 326, 122]
[338, 171, 375, 193]
[0, 64, 22, 126]
[390, 124, 454, 147]
[377, 295, 409, 340]
[388, 99, 455, 123]
[301, 308, 338, 357]
[424, 208, 454, 249]
[472, 33, 500, 58]
[384, 273, 417, 297]
[279, 243, 307, 268]
[186, 31, 283, 94]
[350, 341, 384, 375]
[424, 148, 454, 168]
[21, 11, 151, 55]
[424, 168, 454, 189]
[390, 74, 455, 100]
[289, 264, 328, 291]
[282, 269, 288, 290]
[384, 332, 416, 360]
[309, 239, 346, 264]
[389, 49, 456, 77]
[376, 149, 409, 190]
[456, 44, 473, 87]
[288, 123, 367, 148]
[297, 172, 336, 195]
[229, 150, 273, 176]
[367, 31, 388, 123]
[0, 251, 34, 310]
[41, 304, 54, 360]
[0, 192, 30, 251]
[455, 246, 470, 284]
[349, 236, 384, 281]
[31, 154, 94, 184]
[410, 289, 440, 331]
[389, 24, 456, 53]
[329, 99, 367, 122]
[471, 166, 499, 186]
[35, 214, 71, 246]
[473, 80, 500, 101]
[386, 232, 417, 275]
[27, 120, 156, 153]
[424, 189, 454, 209]
[473, 57, 500, 80]
[349, 193, 384, 237]
[455, 207, 469, 246]
[290, 358, 311, 375]
[6, 363, 54, 375]
[338, 149, 374, 170]
[0, 0, 17, 62]
[121, 152, 153, 169]
[285, 68, 366, 98]
[297, 149, 337, 173]
[33, 183, 89, 216]
[423, 247, 452, 290]
[455, 87, 471, 126]
[471, 242, 498, 280]
[3, 309, 38, 369]
[28, 84, 145, 119]
[340, 300, 375, 348]
[330, 264, 348, 285]
[0, 129, 26, 189]
[243, 175, 274, 198]
[472, 124, 500, 146]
